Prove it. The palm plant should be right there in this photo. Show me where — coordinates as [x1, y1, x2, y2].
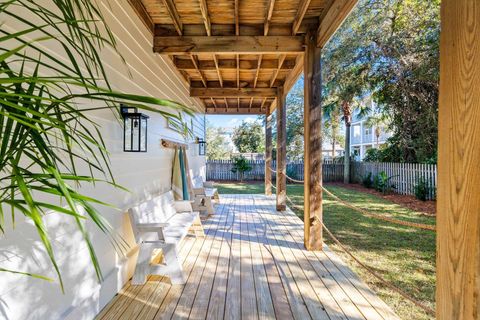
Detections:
[0, 0, 192, 290]
[365, 112, 391, 147]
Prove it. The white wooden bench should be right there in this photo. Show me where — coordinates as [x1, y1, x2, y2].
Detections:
[128, 191, 204, 285]
[191, 176, 220, 216]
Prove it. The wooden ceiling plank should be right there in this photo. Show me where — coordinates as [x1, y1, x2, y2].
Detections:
[264, 0, 276, 36]
[270, 54, 286, 87]
[292, 0, 312, 35]
[198, 0, 212, 36]
[236, 54, 240, 88]
[190, 87, 277, 98]
[161, 0, 183, 36]
[316, 0, 358, 48]
[153, 35, 305, 54]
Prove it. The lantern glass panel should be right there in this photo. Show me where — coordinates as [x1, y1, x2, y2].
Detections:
[132, 116, 140, 151]
[140, 117, 147, 152]
[124, 117, 131, 151]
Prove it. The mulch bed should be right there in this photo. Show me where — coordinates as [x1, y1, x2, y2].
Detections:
[326, 182, 436, 216]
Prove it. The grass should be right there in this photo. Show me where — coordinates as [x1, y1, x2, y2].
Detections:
[215, 181, 436, 320]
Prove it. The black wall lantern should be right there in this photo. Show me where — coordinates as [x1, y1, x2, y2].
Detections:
[195, 136, 206, 156]
[121, 105, 149, 152]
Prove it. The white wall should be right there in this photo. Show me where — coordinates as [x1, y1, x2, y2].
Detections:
[0, 1, 205, 319]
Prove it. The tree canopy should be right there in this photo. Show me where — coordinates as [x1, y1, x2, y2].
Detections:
[322, 0, 440, 163]
[206, 126, 232, 160]
[232, 121, 265, 153]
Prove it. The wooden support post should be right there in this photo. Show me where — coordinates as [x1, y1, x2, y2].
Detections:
[303, 28, 323, 251]
[265, 110, 273, 196]
[276, 86, 287, 211]
[437, 1, 480, 318]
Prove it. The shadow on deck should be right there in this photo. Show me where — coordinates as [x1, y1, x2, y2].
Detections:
[96, 194, 399, 320]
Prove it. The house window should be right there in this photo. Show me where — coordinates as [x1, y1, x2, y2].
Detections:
[353, 125, 361, 138]
[365, 126, 372, 135]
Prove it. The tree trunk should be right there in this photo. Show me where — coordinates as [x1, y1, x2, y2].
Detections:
[342, 101, 352, 184]
[344, 122, 351, 183]
[332, 136, 336, 157]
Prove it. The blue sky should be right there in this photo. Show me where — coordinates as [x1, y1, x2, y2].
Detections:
[206, 114, 262, 128]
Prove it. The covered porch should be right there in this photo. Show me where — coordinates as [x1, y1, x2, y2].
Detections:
[96, 194, 398, 320]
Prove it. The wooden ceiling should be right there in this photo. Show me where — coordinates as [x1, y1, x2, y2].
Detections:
[128, 0, 357, 114]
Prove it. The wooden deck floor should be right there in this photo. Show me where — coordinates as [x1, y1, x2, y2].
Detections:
[96, 194, 399, 320]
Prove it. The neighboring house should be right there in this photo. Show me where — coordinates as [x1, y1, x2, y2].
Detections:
[323, 142, 345, 159]
[350, 109, 392, 161]
[217, 127, 238, 152]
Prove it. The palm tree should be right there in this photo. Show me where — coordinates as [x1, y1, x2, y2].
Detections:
[0, 0, 191, 289]
[365, 113, 391, 147]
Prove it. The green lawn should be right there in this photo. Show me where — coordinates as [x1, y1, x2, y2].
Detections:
[216, 182, 436, 320]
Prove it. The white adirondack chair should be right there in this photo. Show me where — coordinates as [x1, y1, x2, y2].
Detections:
[128, 191, 204, 285]
[191, 176, 219, 216]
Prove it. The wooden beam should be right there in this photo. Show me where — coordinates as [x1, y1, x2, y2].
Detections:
[265, 110, 273, 196]
[174, 57, 296, 70]
[153, 36, 305, 54]
[304, 28, 323, 251]
[276, 86, 286, 211]
[437, 0, 480, 318]
[198, 0, 211, 36]
[316, 0, 357, 48]
[270, 54, 286, 87]
[264, 0, 276, 35]
[205, 108, 265, 115]
[127, 0, 154, 34]
[190, 54, 207, 87]
[161, 0, 183, 36]
[292, 0, 312, 35]
[190, 87, 277, 98]
[190, 80, 280, 89]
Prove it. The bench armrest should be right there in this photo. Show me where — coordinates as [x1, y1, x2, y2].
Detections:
[137, 222, 169, 232]
[174, 200, 193, 213]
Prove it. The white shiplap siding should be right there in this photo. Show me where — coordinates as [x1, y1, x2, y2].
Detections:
[0, 1, 206, 319]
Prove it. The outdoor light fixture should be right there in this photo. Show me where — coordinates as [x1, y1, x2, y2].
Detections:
[121, 105, 149, 152]
[195, 136, 206, 156]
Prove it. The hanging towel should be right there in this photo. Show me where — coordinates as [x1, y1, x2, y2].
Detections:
[179, 147, 189, 200]
[172, 147, 184, 200]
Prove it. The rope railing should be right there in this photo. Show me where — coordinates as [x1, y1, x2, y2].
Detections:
[282, 196, 435, 316]
[268, 166, 436, 231]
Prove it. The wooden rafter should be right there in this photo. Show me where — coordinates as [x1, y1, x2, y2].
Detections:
[213, 55, 223, 87]
[316, 0, 358, 47]
[210, 97, 218, 111]
[190, 54, 207, 87]
[264, 0, 276, 36]
[190, 87, 277, 98]
[236, 54, 240, 88]
[270, 54, 286, 87]
[127, 0, 154, 34]
[254, 55, 263, 88]
[234, 0, 240, 36]
[161, 0, 183, 35]
[198, 0, 211, 36]
[153, 36, 305, 54]
[292, 0, 312, 35]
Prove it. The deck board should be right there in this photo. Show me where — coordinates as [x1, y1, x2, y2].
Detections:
[96, 194, 399, 320]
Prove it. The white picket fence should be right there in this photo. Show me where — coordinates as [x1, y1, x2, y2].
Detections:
[206, 159, 343, 182]
[351, 162, 437, 200]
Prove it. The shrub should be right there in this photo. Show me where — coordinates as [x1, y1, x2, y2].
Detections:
[231, 156, 252, 182]
[414, 177, 430, 201]
[373, 171, 396, 194]
[362, 172, 373, 188]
